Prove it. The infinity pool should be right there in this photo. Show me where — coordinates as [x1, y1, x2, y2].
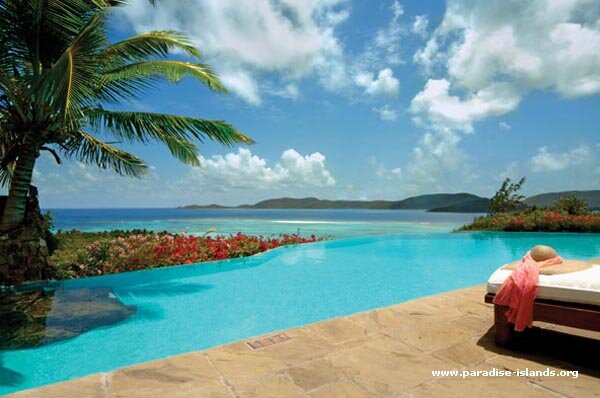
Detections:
[2, 232, 600, 394]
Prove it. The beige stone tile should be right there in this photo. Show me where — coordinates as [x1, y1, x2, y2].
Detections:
[108, 353, 233, 398]
[387, 297, 465, 319]
[252, 329, 335, 366]
[486, 353, 600, 398]
[448, 285, 488, 303]
[408, 293, 491, 318]
[327, 336, 445, 396]
[206, 327, 334, 385]
[309, 380, 373, 398]
[205, 344, 289, 385]
[406, 370, 557, 398]
[533, 371, 600, 398]
[308, 318, 371, 344]
[432, 339, 493, 367]
[235, 374, 307, 398]
[286, 359, 344, 391]
[449, 314, 493, 336]
[487, 353, 568, 376]
[6, 374, 105, 398]
[351, 308, 472, 352]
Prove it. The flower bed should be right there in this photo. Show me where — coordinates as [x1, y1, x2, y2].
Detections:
[51, 231, 322, 279]
[460, 209, 600, 232]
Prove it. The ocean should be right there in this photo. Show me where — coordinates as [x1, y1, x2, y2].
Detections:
[45, 208, 481, 238]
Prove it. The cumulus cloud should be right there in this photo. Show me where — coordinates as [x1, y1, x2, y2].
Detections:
[407, 0, 600, 188]
[180, 148, 335, 192]
[116, 0, 349, 104]
[415, 0, 600, 99]
[355, 68, 400, 97]
[219, 69, 262, 105]
[32, 148, 336, 207]
[410, 79, 521, 133]
[530, 145, 593, 172]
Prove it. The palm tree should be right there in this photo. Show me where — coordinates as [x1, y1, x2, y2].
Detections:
[0, 0, 253, 282]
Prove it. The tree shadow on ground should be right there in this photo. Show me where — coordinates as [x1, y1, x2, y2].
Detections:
[477, 325, 600, 376]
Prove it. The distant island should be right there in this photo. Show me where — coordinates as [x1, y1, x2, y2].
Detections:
[179, 190, 600, 213]
[179, 193, 489, 213]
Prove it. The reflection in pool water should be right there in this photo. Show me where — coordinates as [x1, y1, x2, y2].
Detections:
[0, 288, 135, 350]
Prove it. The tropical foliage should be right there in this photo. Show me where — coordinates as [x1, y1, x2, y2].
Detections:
[460, 209, 600, 233]
[487, 177, 526, 215]
[0, 0, 252, 233]
[51, 231, 323, 279]
[551, 194, 590, 215]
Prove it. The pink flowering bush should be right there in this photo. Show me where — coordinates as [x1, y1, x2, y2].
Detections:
[53, 232, 322, 279]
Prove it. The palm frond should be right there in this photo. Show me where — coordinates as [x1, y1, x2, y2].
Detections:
[156, 134, 200, 166]
[0, 165, 13, 188]
[62, 131, 148, 177]
[103, 60, 226, 93]
[104, 30, 201, 60]
[86, 109, 254, 149]
[32, 13, 107, 118]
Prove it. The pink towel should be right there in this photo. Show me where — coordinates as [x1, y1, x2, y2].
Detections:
[493, 253, 563, 331]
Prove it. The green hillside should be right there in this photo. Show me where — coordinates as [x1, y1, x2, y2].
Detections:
[427, 197, 491, 213]
[179, 193, 489, 212]
[391, 193, 482, 210]
[524, 190, 600, 210]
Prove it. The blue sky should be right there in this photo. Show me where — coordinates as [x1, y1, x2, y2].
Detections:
[31, 0, 600, 208]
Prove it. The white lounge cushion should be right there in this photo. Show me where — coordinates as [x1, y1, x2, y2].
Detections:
[487, 264, 600, 306]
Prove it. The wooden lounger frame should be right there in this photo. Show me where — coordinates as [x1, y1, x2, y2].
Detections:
[484, 293, 600, 346]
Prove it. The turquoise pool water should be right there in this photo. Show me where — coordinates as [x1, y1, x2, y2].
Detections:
[2, 232, 600, 394]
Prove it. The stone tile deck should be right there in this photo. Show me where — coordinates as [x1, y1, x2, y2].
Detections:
[8, 286, 600, 398]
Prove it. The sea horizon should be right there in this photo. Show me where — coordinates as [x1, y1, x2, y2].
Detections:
[45, 208, 482, 238]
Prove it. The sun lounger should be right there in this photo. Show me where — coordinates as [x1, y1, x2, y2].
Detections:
[485, 264, 600, 345]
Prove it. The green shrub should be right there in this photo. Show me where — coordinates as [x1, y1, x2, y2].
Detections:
[460, 209, 600, 232]
[552, 194, 590, 215]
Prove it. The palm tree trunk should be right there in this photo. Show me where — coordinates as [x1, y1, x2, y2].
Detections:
[0, 134, 40, 232]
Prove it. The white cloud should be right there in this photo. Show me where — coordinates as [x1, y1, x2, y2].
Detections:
[498, 121, 512, 131]
[411, 15, 429, 37]
[390, 0, 404, 21]
[415, 0, 600, 99]
[220, 69, 262, 105]
[410, 79, 521, 133]
[531, 145, 593, 172]
[32, 148, 336, 207]
[373, 105, 398, 121]
[407, 0, 600, 195]
[183, 148, 335, 191]
[354, 0, 406, 76]
[116, 0, 349, 104]
[355, 68, 400, 97]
